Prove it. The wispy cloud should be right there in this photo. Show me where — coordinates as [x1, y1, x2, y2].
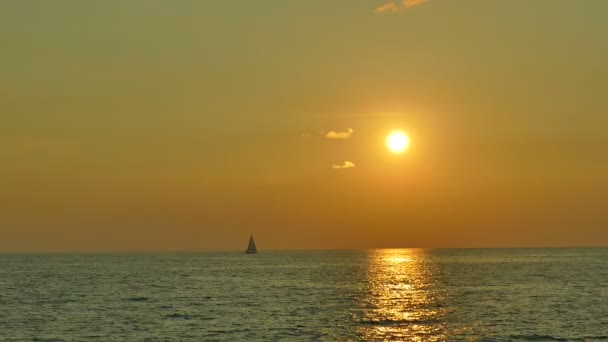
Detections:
[404, 0, 430, 8]
[374, 0, 430, 13]
[374, 2, 399, 13]
[325, 128, 353, 139]
[332, 161, 356, 169]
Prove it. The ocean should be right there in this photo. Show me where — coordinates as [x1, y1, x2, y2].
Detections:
[1, 249, 607, 341]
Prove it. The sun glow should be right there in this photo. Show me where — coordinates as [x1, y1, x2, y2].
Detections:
[386, 131, 409, 154]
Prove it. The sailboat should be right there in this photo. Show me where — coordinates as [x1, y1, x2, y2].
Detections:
[244, 234, 257, 254]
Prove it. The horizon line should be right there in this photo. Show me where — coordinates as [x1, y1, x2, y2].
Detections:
[1, 245, 607, 255]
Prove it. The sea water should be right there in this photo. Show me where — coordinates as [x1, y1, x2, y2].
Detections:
[1, 249, 607, 341]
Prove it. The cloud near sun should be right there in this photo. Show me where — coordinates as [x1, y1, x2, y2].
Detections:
[324, 128, 353, 139]
[332, 161, 356, 170]
[375, 0, 430, 13]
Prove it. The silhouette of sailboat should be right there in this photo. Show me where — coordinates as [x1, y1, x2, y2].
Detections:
[244, 234, 257, 254]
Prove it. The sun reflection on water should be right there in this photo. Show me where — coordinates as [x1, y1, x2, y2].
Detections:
[354, 249, 448, 341]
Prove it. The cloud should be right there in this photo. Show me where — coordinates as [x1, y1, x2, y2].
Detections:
[374, 2, 399, 13]
[332, 161, 356, 169]
[404, 0, 430, 8]
[374, 0, 430, 13]
[325, 128, 353, 139]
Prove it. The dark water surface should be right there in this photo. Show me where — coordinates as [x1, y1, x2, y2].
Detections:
[1, 249, 607, 341]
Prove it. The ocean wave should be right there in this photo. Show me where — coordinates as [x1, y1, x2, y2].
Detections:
[357, 317, 439, 326]
[164, 313, 192, 320]
[508, 334, 572, 341]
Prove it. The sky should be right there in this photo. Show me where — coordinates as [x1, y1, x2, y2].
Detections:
[1, 0, 607, 252]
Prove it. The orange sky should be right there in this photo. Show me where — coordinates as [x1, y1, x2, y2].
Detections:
[1, 0, 607, 252]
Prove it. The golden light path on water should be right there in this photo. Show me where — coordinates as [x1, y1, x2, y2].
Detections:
[355, 249, 449, 341]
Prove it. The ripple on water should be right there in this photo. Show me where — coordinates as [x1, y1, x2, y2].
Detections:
[126, 296, 150, 302]
[164, 313, 195, 320]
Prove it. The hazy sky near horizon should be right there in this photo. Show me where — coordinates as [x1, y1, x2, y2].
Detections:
[1, 0, 607, 252]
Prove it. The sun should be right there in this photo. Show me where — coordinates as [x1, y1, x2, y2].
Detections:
[386, 131, 409, 154]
